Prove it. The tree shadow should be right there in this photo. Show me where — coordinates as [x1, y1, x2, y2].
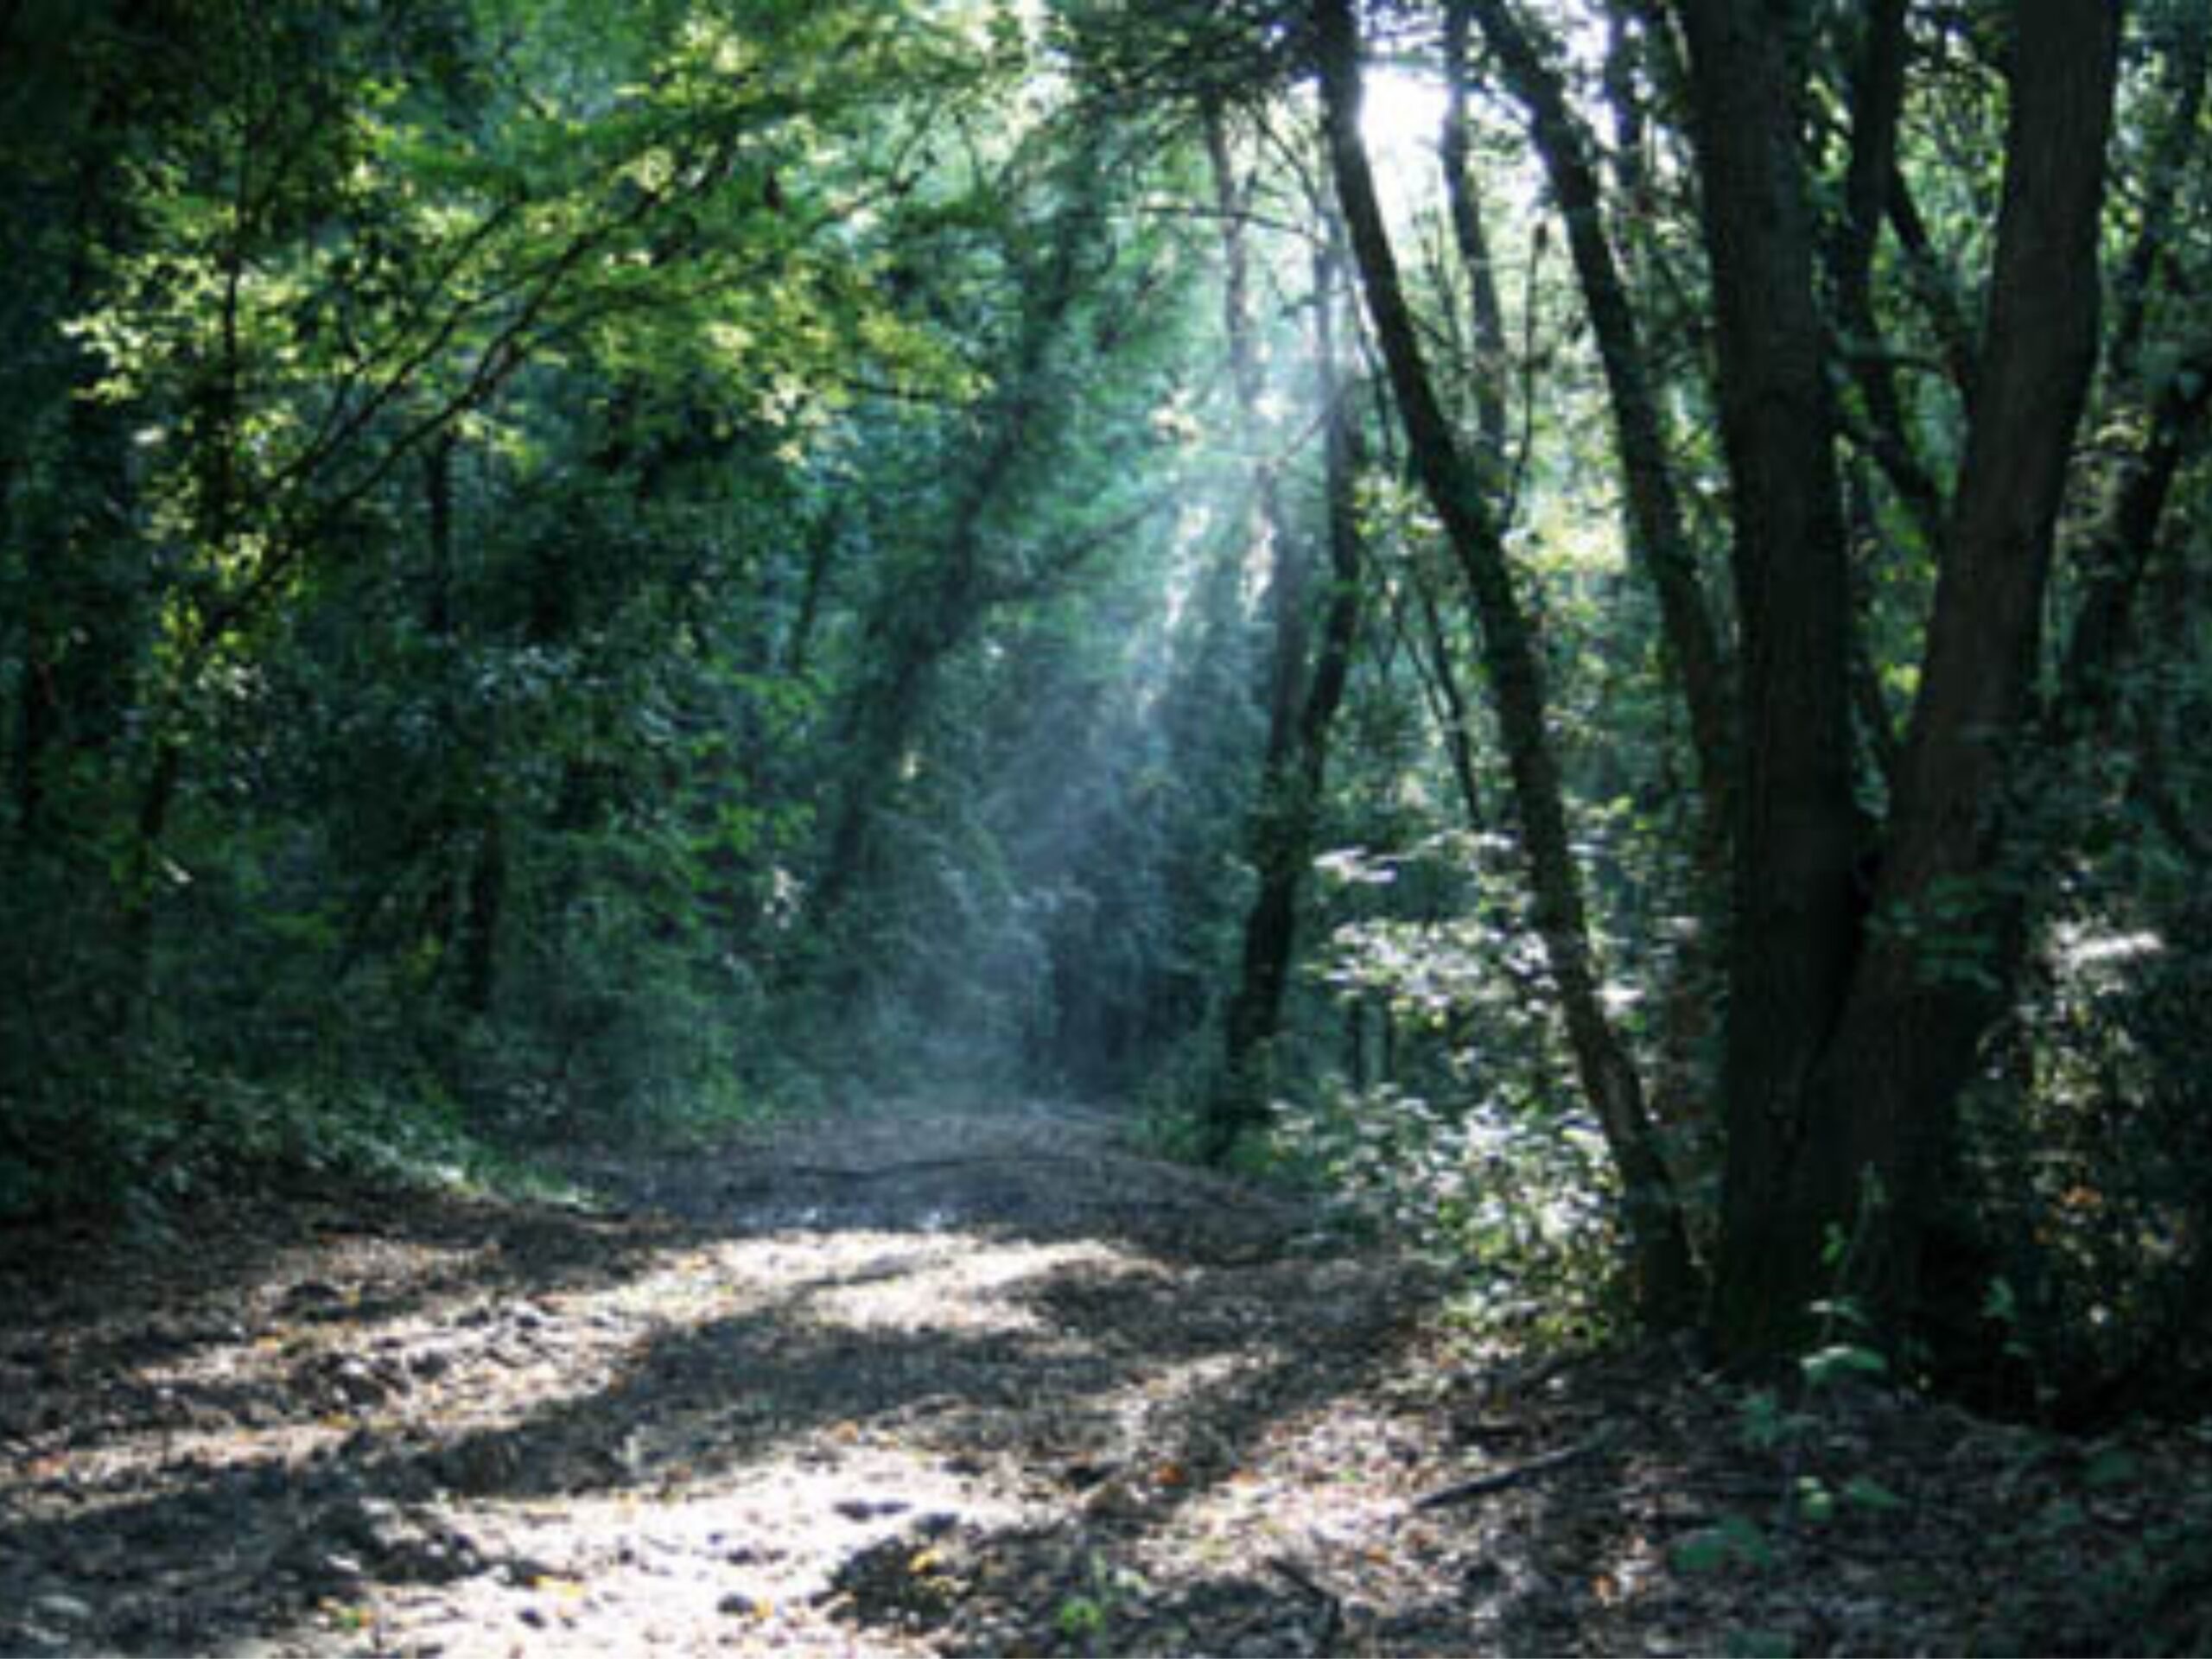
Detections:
[0, 1146, 1438, 1656]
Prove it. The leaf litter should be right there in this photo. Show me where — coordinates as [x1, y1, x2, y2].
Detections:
[2, 1098, 2207, 1656]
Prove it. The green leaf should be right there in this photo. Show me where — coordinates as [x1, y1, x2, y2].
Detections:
[1800, 1343, 1887, 1387]
[1842, 1476, 1906, 1512]
[2083, 1447, 2137, 1489]
[1672, 1514, 1773, 1575]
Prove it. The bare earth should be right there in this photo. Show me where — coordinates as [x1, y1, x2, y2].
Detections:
[2, 1098, 2205, 1656]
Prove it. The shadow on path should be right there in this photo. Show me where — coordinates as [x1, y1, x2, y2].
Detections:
[0, 1102, 1442, 1656]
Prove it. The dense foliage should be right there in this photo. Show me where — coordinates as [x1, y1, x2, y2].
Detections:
[3, 0, 2208, 1417]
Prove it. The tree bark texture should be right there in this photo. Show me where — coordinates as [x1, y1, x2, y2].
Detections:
[1830, 0, 1948, 551]
[1465, 0, 1735, 821]
[1683, 0, 2123, 1351]
[1673, 0, 1862, 1352]
[1440, 0, 1510, 486]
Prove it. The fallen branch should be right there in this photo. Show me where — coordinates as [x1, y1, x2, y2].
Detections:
[1407, 1428, 1614, 1513]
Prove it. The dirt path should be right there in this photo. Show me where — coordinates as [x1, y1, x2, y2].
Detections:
[0, 1103, 1440, 1656]
[3, 1099, 2204, 1656]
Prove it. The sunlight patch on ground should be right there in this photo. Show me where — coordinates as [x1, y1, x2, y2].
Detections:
[803, 1236, 1136, 1336]
[358, 1454, 1024, 1659]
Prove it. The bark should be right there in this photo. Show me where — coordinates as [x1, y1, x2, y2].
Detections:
[1601, 9, 1649, 206]
[1885, 165, 1980, 405]
[1465, 0, 1735, 818]
[422, 432, 503, 1017]
[1402, 565, 1487, 830]
[1314, 0, 1698, 1325]
[2108, 9, 2209, 385]
[1830, 0, 1948, 552]
[1698, 0, 2123, 1351]
[1204, 104, 1308, 780]
[1440, 1, 1510, 485]
[1674, 0, 1862, 1353]
[456, 817, 504, 1019]
[2050, 335, 2212, 744]
[780, 501, 842, 680]
[808, 189, 1095, 935]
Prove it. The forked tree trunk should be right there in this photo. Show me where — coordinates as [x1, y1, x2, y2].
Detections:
[1679, 0, 2122, 1353]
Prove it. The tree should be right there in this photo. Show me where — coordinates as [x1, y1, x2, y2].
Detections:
[1205, 111, 1369, 1157]
[1314, 0, 1699, 1324]
[1675, 0, 2123, 1351]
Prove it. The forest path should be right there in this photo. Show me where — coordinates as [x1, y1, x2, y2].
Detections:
[3, 1098, 2196, 1656]
[0, 1100, 1463, 1656]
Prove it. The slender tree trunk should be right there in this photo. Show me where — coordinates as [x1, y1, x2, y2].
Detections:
[2050, 336, 2212, 746]
[2108, 6, 2209, 385]
[807, 185, 1096, 938]
[1314, 0, 1698, 1325]
[1463, 0, 1734, 818]
[1402, 566, 1487, 829]
[1211, 113, 1367, 1157]
[1829, 0, 1948, 551]
[1440, 2, 1509, 487]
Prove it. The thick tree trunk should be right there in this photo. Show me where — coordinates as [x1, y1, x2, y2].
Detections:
[1315, 0, 1698, 1325]
[1804, 0, 2119, 1334]
[1686, 0, 2122, 1352]
[1674, 0, 1862, 1353]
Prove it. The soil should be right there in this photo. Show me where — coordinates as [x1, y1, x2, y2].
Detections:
[3, 1097, 2207, 1656]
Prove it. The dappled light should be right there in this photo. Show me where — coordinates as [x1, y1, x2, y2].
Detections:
[5, 0, 2212, 1650]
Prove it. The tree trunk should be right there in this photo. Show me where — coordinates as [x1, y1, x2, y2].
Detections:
[1829, 0, 1948, 552]
[1314, 0, 1698, 1325]
[1440, 1, 1509, 487]
[807, 181, 1096, 938]
[1687, 0, 2122, 1352]
[1464, 0, 1734, 817]
[1211, 113, 1366, 1158]
[1672, 0, 1863, 1354]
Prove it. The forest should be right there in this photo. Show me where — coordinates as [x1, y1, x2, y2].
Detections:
[3, 0, 2211, 1652]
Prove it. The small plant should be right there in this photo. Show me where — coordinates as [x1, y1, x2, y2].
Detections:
[1674, 1512, 1775, 1575]
[1054, 1594, 1106, 1643]
[1703, 1183, 1911, 1570]
[1051, 1551, 1146, 1652]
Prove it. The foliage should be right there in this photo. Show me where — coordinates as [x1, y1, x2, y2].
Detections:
[1, 0, 2209, 1434]
[1272, 1078, 1621, 1331]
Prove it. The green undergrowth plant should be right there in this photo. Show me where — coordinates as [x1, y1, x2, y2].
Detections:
[1675, 1209, 1907, 1583]
[1270, 1077, 1624, 1337]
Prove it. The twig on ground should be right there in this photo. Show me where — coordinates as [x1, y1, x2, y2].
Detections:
[1406, 1427, 1615, 1514]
